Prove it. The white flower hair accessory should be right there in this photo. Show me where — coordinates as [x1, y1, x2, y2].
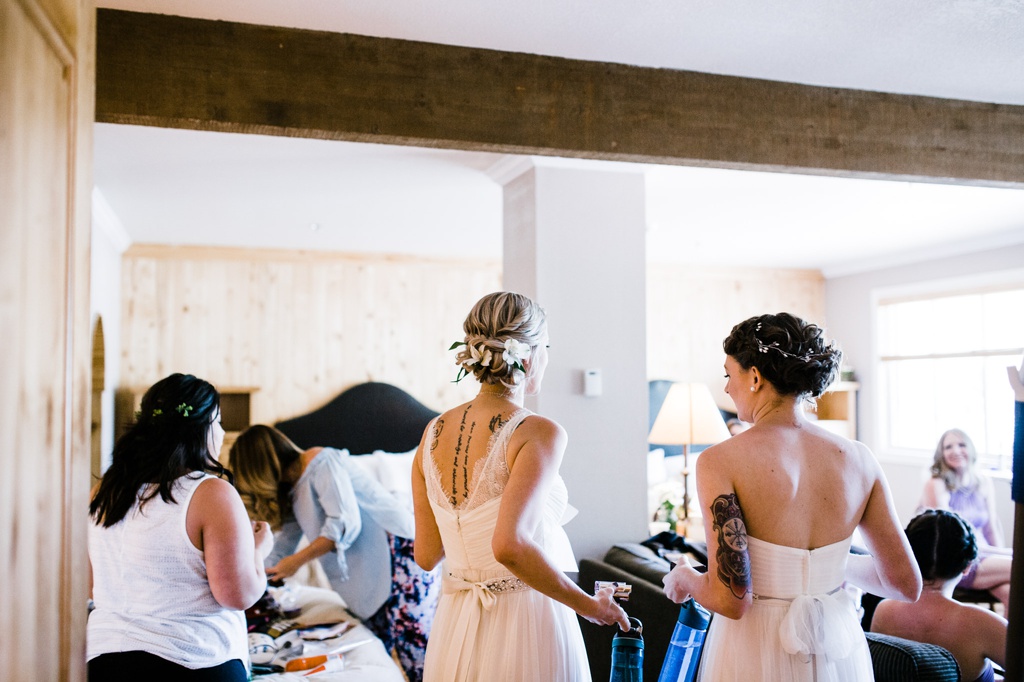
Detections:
[449, 337, 532, 383]
[467, 343, 493, 370]
[450, 340, 493, 383]
[502, 338, 531, 373]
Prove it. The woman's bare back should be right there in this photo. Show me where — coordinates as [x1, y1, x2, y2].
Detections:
[717, 421, 875, 549]
[428, 399, 525, 509]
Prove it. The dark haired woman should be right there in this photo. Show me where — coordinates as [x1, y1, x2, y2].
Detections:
[662, 312, 921, 681]
[88, 373, 273, 681]
[228, 424, 438, 682]
[871, 510, 1006, 682]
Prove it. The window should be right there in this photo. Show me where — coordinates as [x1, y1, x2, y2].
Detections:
[877, 284, 1024, 469]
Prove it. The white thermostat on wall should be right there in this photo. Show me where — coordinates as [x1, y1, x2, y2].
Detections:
[583, 369, 602, 397]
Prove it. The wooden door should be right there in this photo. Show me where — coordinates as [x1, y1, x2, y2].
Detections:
[1, 0, 93, 679]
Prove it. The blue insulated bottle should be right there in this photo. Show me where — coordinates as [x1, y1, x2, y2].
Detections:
[656, 599, 711, 682]
[610, 617, 644, 682]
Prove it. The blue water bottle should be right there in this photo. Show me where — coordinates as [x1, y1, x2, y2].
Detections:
[656, 598, 711, 682]
[610, 616, 644, 682]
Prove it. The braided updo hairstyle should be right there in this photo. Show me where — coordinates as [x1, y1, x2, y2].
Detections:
[723, 312, 842, 399]
[455, 291, 547, 388]
[905, 509, 978, 581]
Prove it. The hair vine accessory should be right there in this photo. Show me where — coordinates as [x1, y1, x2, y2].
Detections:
[753, 322, 814, 362]
[175, 403, 194, 417]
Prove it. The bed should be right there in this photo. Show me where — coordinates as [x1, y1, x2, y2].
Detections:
[254, 382, 439, 680]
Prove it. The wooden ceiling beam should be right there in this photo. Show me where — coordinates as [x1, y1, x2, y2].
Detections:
[96, 9, 1024, 187]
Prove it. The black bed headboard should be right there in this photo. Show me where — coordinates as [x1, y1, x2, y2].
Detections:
[275, 382, 439, 455]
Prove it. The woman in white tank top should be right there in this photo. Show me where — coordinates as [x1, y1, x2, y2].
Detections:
[88, 373, 274, 681]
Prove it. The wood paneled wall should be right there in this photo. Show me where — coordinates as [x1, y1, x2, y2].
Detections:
[120, 246, 503, 427]
[120, 247, 824, 429]
[1, 0, 93, 679]
[647, 264, 825, 408]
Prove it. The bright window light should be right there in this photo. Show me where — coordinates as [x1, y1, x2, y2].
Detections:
[877, 286, 1024, 470]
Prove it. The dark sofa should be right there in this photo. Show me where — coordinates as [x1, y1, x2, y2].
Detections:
[578, 541, 962, 682]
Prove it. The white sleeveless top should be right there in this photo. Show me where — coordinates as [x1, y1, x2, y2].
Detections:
[87, 473, 248, 669]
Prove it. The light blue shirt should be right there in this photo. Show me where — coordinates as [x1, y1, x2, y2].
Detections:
[268, 448, 414, 619]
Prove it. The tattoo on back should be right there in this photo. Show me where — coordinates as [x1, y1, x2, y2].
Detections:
[431, 418, 444, 451]
[710, 493, 751, 599]
[489, 413, 507, 433]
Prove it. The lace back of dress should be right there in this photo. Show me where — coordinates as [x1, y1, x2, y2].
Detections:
[424, 410, 529, 513]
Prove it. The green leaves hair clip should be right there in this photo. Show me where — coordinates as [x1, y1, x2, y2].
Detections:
[175, 403, 194, 418]
[449, 341, 470, 383]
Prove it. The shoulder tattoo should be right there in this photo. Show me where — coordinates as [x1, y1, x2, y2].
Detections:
[431, 418, 444, 450]
[489, 413, 507, 433]
[710, 493, 751, 599]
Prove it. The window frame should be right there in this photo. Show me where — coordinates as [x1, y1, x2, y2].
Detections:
[872, 268, 1024, 470]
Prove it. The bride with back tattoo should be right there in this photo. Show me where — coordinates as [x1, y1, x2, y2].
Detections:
[662, 313, 921, 681]
[411, 291, 629, 682]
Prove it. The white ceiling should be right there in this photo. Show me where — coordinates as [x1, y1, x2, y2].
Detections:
[93, 1, 1024, 277]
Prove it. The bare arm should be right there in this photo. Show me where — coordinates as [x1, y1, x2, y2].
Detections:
[266, 536, 335, 581]
[491, 417, 629, 631]
[663, 450, 752, 620]
[978, 474, 1005, 547]
[188, 477, 273, 611]
[1008, 354, 1024, 401]
[412, 425, 444, 571]
[846, 446, 921, 601]
[974, 607, 1009, 668]
[919, 477, 951, 511]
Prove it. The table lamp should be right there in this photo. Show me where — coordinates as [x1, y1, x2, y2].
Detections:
[648, 382, 731, 531]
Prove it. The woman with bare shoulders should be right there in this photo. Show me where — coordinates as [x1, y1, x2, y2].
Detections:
[412, 291, 629, 682]
[88, 374, 273, 681]
[918, 428, 1012, 611]
[871, 509, 1005, 682]
[662, 313, 921, 681]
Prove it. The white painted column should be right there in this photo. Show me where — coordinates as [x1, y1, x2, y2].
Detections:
[494, 158, 650, 561]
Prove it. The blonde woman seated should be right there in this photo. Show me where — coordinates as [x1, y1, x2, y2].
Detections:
[871, 509, 1006, 682]
[919, 428, 1012, 610]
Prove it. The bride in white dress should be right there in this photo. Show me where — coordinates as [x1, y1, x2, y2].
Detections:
[412, 292, 629, 682]
[663, 313, 922, 682]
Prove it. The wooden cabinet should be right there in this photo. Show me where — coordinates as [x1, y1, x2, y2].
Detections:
[812, 381, 859, 440]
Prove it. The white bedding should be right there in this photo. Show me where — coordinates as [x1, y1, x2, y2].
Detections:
[254, 585, 404, 682]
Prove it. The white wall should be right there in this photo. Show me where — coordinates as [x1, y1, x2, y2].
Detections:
[502, 163, 650, 561]
[825, 243, 1024, 533]
[90, 189, 130, 473]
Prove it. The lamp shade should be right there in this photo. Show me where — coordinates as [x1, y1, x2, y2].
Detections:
[649, 383, 731, 446]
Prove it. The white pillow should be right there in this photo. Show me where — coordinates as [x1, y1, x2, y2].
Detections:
[371, 449, 416, 503]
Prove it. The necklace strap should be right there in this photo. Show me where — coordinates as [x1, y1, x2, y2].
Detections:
[478, 384, 523, 402]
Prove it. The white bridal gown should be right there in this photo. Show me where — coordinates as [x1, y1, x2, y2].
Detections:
[422, 410, 591, 682]
[697, 535, 873, 682]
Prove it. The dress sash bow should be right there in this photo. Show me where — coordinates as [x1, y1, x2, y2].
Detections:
[760, 587, 865, 681]
[439, 573, 529, 680]
[779, 589, 860, 659]
[443, 575, 500, 610]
